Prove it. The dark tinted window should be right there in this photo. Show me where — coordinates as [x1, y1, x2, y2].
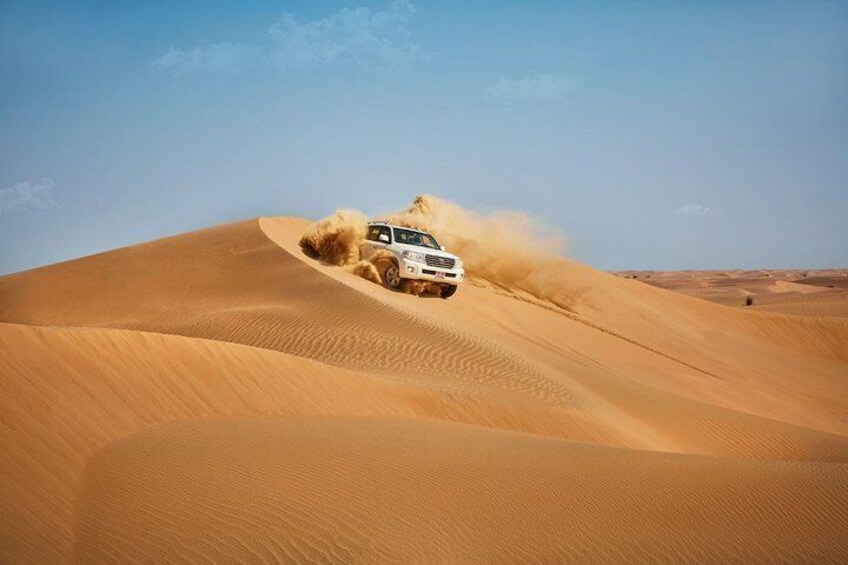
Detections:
[393, 228, 440, 249]
[367, 225, 391, 242]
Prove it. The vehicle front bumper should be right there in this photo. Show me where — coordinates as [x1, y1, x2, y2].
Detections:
[399, 258, 465, 284]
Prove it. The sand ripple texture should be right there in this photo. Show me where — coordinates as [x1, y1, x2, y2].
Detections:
[2, 217, 848, 564]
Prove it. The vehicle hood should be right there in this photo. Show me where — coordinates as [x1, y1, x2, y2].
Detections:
[394, 242, 462, 262]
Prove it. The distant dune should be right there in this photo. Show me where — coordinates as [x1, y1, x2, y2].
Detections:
[617, 268, 848, 318]
[2, 210, 848, 563]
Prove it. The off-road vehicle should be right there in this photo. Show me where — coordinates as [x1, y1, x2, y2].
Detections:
[362, 221, 465, 298]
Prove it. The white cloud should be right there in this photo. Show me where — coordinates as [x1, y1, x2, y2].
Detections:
[0, 178, 57, 214]
[152, 43, 263, 76]
[673, 204, 712, 216]
[152, 1, 420, 75]
[268, 0, 419, 68]
[484, 73, 584, 102]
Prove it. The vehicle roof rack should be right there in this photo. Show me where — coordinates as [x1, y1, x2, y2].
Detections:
[367, 220, 428, 235]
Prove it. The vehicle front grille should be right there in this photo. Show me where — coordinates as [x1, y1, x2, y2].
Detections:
[425, 255, 456, 269]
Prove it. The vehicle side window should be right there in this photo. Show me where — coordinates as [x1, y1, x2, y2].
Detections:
[367, 226, 391, 243]
[395, 229, 412, 245]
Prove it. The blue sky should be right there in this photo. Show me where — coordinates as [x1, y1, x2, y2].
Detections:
[1, 0, 846, 274]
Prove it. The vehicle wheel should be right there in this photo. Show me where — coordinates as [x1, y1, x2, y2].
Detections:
[440, 284, 458, 299]
[383, 262, 403, 290]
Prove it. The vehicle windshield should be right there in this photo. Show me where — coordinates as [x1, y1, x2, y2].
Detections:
[392, 228, 441, 250]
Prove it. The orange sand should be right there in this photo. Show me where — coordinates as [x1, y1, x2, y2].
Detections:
[618, 268, 848, 318]
[2, 217, 847, 563]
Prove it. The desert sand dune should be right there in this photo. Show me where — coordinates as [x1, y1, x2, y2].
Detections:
[750, 290, 848, 318]
[261, 217, 848, 437]
[75, 417, 848, 564]
[622, 268, 848, 318]
[2, 209, 848, 564]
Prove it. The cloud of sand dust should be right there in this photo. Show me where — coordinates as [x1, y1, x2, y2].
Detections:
[299, 195, 581, 308]
[298, 209, 368, 266]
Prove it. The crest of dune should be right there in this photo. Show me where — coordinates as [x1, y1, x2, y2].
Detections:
[299, 194, 584, 309]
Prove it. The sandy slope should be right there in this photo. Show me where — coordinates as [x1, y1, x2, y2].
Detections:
[2, 218, 848, 563]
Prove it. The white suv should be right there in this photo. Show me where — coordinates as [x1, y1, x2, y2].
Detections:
[362, 221, 465, 298]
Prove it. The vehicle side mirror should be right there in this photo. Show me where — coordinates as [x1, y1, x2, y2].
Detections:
[440, 245, 446, 251]
[379, 234, 390, 243]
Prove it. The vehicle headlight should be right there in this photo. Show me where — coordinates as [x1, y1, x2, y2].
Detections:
[455, 258, 464, 270]
[403, 251, 426, 263]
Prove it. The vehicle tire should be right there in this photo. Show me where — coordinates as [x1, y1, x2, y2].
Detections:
[440, 284, 458, 299]
[383, 262, 403, 291]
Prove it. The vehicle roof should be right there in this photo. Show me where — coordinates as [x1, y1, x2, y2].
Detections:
[367, 221, 431, 235]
